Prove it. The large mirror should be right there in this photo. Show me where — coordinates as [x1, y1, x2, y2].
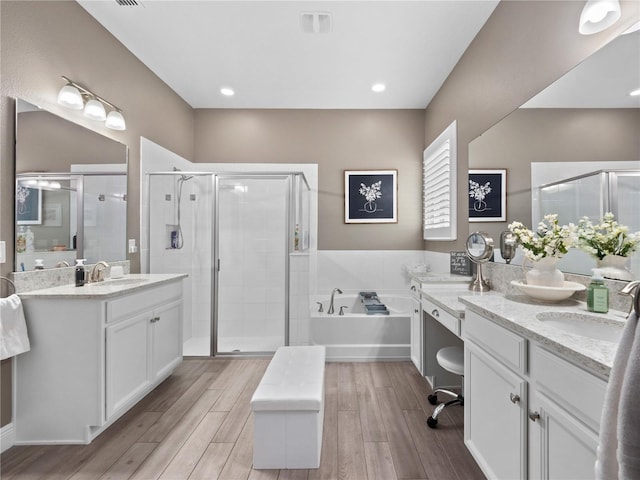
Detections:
[14, 98, 128, 271]
[469, 30, 640, 278]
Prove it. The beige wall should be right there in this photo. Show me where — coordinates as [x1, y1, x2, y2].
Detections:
[194, 109, 425, 250]
[423, 0, 640, 253]
[0, 0, 194, 428]
[469, 108, 640, 242]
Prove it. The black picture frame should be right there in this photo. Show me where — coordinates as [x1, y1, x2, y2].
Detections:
[344, 170, 397, 223]
[16, 185, 42, 225]
[468, 169, 506, 222]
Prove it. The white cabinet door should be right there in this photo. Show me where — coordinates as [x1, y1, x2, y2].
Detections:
[151, 299, 183, 380]
[410, 297, 423, 374]
[465, 344, 528, 480]
[105, 311, 151, 419]
[529, 389, 599, 480]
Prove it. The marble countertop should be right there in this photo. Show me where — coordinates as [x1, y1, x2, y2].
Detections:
[459, 293, 627, 379]
[420, 283, 496, 319]
[18, 274, 187, 299]
[411, 272, 473, 284]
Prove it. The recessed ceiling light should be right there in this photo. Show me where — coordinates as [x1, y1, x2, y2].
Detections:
[371, 83, 386, 93]
[220, 87, 235, 96]
[630, 88, 640, 97]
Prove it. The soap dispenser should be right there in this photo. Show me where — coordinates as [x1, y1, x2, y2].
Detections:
[75, 259, 86, 287]
[587, 268, 609, 313]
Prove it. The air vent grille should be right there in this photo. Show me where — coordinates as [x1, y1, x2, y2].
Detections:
[115, 0, 142, 6]
[300, 12, 332, 34]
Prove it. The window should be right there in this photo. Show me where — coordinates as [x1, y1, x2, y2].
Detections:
[423, 120, 457, 240]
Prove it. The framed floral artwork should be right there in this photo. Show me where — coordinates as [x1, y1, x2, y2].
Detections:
[468, 169, 506, 222]
[344, 170, 397, 223]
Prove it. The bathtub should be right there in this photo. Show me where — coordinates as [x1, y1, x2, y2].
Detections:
[309, 294, 412, 361]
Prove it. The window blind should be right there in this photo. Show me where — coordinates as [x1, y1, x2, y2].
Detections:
[423, 120, 457, 240]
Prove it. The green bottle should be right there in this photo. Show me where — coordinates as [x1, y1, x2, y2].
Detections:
[587, 269, 609, 313]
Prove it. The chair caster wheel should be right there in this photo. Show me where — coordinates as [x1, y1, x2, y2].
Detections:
[428, 394, 438, 405]
[427, 416, 438, 428]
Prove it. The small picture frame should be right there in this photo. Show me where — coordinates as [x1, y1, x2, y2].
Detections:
[468, 169, 506, 222]
[16, 185, 42, 225]
[345, 170, 397, 223]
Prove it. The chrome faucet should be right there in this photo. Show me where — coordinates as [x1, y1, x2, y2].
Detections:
[619, 280, 640, 318]
[327, 288, 343, 314]
[89, 261, 110, 283]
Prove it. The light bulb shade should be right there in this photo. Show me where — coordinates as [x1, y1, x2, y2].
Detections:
[579, 0, 621, 35]
[105, 110, 126, 130]
[57, 84, 84, 110]
[84, 98, 106, 121]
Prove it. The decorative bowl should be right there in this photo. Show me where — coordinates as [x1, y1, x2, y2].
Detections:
[511, 280, 586, 302]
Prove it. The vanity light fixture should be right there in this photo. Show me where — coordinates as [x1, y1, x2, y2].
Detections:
[371, 83, 386, 93]
[622, 20, 640, 34]
[220, 87, 235, 96]
[57, 76, 126, 130]
[579, 0, 621, 35]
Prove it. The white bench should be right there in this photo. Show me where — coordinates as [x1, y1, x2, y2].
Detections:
[250, 345, 326, 469]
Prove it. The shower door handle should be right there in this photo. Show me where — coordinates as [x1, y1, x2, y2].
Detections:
[217, 259, 221, 272]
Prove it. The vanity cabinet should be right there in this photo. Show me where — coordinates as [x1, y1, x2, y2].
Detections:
[15, 278, 183, 444]
[464, 310, 528, 480]
[464, 309, 606, 480]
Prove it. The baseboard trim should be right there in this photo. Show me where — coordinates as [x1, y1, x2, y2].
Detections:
[1, 422, 15, 453]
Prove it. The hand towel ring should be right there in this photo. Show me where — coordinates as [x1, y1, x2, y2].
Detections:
[0, 276, 16, 298]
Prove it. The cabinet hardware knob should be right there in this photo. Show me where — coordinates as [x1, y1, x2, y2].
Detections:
[510, 393, 520, 404]
[414, 309, 420, 314]
[529, 411, 540, 422]
[432, 309, 439, 318]
[411, 285, 417, 291]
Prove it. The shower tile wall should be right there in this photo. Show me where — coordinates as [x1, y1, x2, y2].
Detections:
[289, 253, 310, 345]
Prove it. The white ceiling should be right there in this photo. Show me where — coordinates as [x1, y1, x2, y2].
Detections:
[77, 0, 499, 109]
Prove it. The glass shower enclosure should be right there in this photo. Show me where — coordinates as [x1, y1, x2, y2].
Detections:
[147, 171, 309, 357]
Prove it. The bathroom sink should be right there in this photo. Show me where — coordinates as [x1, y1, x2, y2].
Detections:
[535, 312, 624, 343]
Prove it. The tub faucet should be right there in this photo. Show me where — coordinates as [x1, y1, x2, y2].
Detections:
[89, 261, 110, 283]
[328, 288, 343, 314]
[619, 280, 640, 318]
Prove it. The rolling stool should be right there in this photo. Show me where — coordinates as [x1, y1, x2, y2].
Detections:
[427, 346, 464, 428]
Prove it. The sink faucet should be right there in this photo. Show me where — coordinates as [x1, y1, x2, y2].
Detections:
[328, 288, 343, 314]
[89, 261, 110, 283]
[619, 280, 640, 318]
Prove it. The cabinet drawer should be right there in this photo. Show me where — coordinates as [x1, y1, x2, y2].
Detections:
[464, 310, 527, 374]
[422, 297, 460, 336]
[531, 345, 606, 432]
[107, 281, 183, 323]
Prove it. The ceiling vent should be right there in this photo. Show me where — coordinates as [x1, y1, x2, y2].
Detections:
[300, 12, 332, 34]
[115, 0, 143, 6]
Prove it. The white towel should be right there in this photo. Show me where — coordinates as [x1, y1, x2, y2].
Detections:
[595, 312, 639, 480]
[0, 294, 31, 360]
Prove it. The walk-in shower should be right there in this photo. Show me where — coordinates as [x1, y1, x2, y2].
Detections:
[146, 170, 310, 357]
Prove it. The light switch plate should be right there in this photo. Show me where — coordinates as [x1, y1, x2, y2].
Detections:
[128, 238, 137, 254]
[0, 241, 5, 263]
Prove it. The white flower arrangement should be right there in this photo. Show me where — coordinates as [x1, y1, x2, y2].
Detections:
[469, 180, 491, 202]
[508, 214, 577, 262]
[359, 181, 382, 203]
[576, 212, 640, 260]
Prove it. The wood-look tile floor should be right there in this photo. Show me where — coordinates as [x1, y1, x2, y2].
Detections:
[1, 358, 485, 480]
